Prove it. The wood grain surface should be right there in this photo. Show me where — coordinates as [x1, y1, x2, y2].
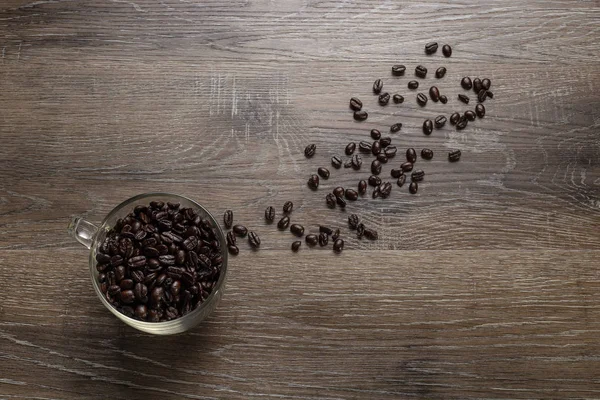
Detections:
[1, 0, 599, 399]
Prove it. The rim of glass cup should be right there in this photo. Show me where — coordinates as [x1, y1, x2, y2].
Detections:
[89, 192, 228, 331]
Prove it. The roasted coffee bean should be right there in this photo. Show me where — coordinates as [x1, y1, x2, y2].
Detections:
[364, 228, 378, 240]
[458, 94, 470, 104]
[248, 231, 260, 249]
[121, 290, 135, 304]
[465, 110, 476, 121]
[434, 115, 447, 128]
[372, 186, 380, 199]
[134, 305, 148, 320]
[371, 141, 382, 156]
[421, 148, 434, 160]
[456, 115, 468, 130]
[345, 142, 356, 155]
[354, 110, 368, 121]
[435, 67, 447, 79]
[307, 174, 320, 190]
[326, 193, 336, 208]
[473, 78, 482, 93]
[283, 201, 294, 214]
[417, 93, 428, 107]
[397, 174, 407, 187]
[330, 229, 340, 241]
[405, 148, 417, 163]
[333, 187, 345, 197]
[110, 255, 123, 267]
[368, 175, 382, 187]
[228, 244, 239, 255]
[373, 79, 383, 94]
[384, 146, 397, 158]
[291, 241, 301, 252]
[356, 223, 365, 239]
[305, 234, 318, 247]
[411, 170, 425, 182]
[486, 90, 494, 99]
[425, 41, 438, 54]
[336, 195, 347, 208]
[265, 206, 276, 222]
[128, 255, 147, 269]
[304, 143, 316, 158]
[390, 123, 402, 133]
[371, 159, 382, 175]
[392, 64, 406, 76]
[401, 162, 414, 172]
[392, 94, 404, 104]
[351, 154, 362, 170]
[450, 112, 460, 125]
[318, 233, 329, 247]
[108, 284, 121, 296]
[96, 253, 111, 264]
[359, 141, 372, 153]
[278, 216, 290, 230]
[348, 214, 359, 230]
[333, 239, 344, 253]
[320, 226, 334, 236]
[233, 225, 248, 237]
[439, 94, 448, 104]
[358, 180, 367, 195]
[409, 181, 418, 194]
[223, 210, 233, 229]
[408, 80, 419, 90]
[328, 158, 342, 172]
[478, 89, 488, 103]
[482, 78, 491, 90]
[158, 220, 172, 232]
[377, 153, 388, 163]
[182, 236, 198, 251]
[345, 189, 358, 201]
[449, 149, 462, 162]
[461, 77, 472, 90]
[134, 283, 148, 302]
[290, 224, 305, 237]
[423, 119, 433, 135]
[159, 255, 176, 266]
[442, 44, 452, 57]
[226, 231, 236, 246]
[176, 249, 186, 265]
[391, 168, 402, 179]
[475, 103, 486, 118]
[429, 86, 440, 102]
[131, 270, 144, 283]
[370, 129, 381, 140]
[349, 97, 363, 111]
[415, 65, 427, 78]
[380, 137, 392, 147]
[380, 182, 392, 198]
[378, 92, 390, 106]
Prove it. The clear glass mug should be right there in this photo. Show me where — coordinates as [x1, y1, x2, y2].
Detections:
[67, 193, 228, 335]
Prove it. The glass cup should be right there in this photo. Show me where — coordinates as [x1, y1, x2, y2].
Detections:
[67, 193, 228, 335]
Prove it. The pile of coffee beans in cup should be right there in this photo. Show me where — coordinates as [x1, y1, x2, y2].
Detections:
[95, 201, 223, 322]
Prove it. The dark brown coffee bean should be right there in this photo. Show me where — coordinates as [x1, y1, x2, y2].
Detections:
[429, 86, 440, 102]
[333, 239, 344, 253]
[233, 225, 248, 237]
[128, 255, 146, 269]
[449, 150, 461, 162]
[417, 93, 428, 106]
[435, 67, 447, 79]
[356, 224, 365, 239]
[134, 283, 148, 302]
[391, 168, 402, 179]
[318, 233, 329, 247]
[278, 216, 290, 230]
[336, 195, 347, 208]
[176, 249, 186, 265]
[486, 90, 494, 99]
[371, 141, 381, 156]
[379, 137, 392, 147]
[96, 253, 111, 264]
[371, 159, 382, 175]
[290, 224, 305, 237]
[392, 94, 404, 104]
[228, 244, 239, 255]
[305, 234, 318, 247]
[473, 78, 482, 93]
[378, 92, 390, 106]
[482, 78, 491, 90]
[344, 159, 352, 168]
[320, 226, 334, 236]
[330, 187, 344, 198]
[411, 170, 425, 182]
[370, 129, 381, 140]
[110, 255, 123, 267]
[458, 94, 470, 104]
[372, 186, 381, 199]
[248, 231, 260, 249]
[226, 231, 236, 246]
[401, 162, 414, 172]
[478, 89, 488, 103]
[348, 214, 359, 230]
[368, 175, 381, 187]
[392, 64, 406, 76]
[397, 174, 407, 187]
[390, 123, 402, 133]
[331, 155, 342, 169]
[359, 141, 372, 153]
[442, 44, 452, 57]
[170, 280, 181, 296]
[450, 112, 460, 125]
[304, 144, 316, 158]
[265, 206, 275, 222]
[349, 97, 363, 111]
[465, 110, 476, 121]
[307, 174, 320, 190]
[354, 110, 368, 121]
[406, 148, 417, 163]
[461, 77, 472, 90]
[456, 115, 468, 130]
[182, 236, 198, 251]
[345, 142, 356, 155]
[434, 115, 447, 128]
[373, 79, 383, 94]
[291, 241, 301, 252]
[223, 210, 233, 229]
[134, 305, 148, 320]
[158, 255, 175, 266]
[345, 189, 358, 201]
[283, 201, 294, 214]
[415, 65, 427, 78]
[409, 181, 418, 194]
[423, 119, 433, 135]
[380, 182, 392, 198]
[326, 193, 336, 208]
[384, 146, 397, 158]
[351, 154, 362, 170]
[425, 41, 438, 54]
[131, 270, 144, 283]
[358, 180, 367, 195]
[377, 153, 388, 163]
[121, 290, 135, 304]
[364, 228, 378, 240]
[475, 104, 485, 118]
[408, 80, 419, 90]
[439, 94, 448, 104]
[421, 148, 434, 160]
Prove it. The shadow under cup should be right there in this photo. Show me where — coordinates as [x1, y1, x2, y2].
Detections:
[70, 193, 228, 335]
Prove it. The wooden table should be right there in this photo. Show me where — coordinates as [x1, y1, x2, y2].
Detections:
[1, 1, 599, 398]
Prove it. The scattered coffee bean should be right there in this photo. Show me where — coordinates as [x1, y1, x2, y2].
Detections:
[439, 95, 448, 104]
[379, 92, 390, 106]
[332, 229, 341, 241]
[348, 214, 359, 230]
[371, 159, 382, 175]
[354, 110, 368, 121]
[409, 181, 418, 194]
[411, 170, 425, 182]
[435, 67, 447, 79]
[423, 119, 433, 135]
[364, 228, 378, 240]
[391, 168, 402, 179]
[371, 141, 381, 156]
[290, 224, 305, 237]
[358, 180, 367, 194]
[397, 174, 407, 187]
[233, 225, 248, 237]
[351, 154, 362, 170]
[345, 189, 358, 201]
[425, 41, 438, 54]
[384, 146, 397, 158]
[282, 201, 293, 214]
[450, 112, 460, 125]
[368, 175, 382, 187]
[461, 77, 472, 90]
[380, 182, 392, 198]
[307, 174, 319, 190]
[377, 153, 388, 163]
[336, 195, 347, 208]
[318, 233, 329, 247]
[331, 155, 342, 169]
[345, 142, 356, 155]
[278, 216, 290, 230]
[370, 129, 381, 140]
[317, 167, 330, 179]
[373, 185, 380, 198]
[373, 79, 383, 94]
[291, 241, 301, 252]
[434, 115, 447, 129]
[415, 65, 427, 78]
[349, 97, 362, 111]
[429, 86, 440, 102]
[265, 206, 275, 222]
[475, 104, 485, 118]
[390, 123, 402, 133]
[406, 148, 417, 163]
[465, 110, 476, 121]
[326, 193, 336, 208]
[482, 78, 491, 90]
[478, 89, 488, 103]
[442, 44, 452, 57]
[305, 234, 318, 247]
[248, 231, 260, 249]
[486, 90, 494, 99]
[421, 148, 434, 160]
[473, 78, 482, 93]
[356, 223, 365, 239]
[380, 137, 392, 147]
[458, 94, 470, 104]
[408, 80, 419, 90]
[226, 231, 236, 246]
[417, 93, 428, 107]
[392, 64, 406, 76]
[401, 161, 414, 172]
[359, 141, 372, 153]
[223, 210, 233, 229]
[449, 149, 462, 162]
[333, 239, 344, 253]
[333, 187, 345, 197]
[320, 226, 334, 236]
[456, 115, 468, 130]
[304, 144, 316, 158]
[392, 94, 404, 104]
[343, 159, 352, 168]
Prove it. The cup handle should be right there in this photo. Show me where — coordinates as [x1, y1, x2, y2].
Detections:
[68, 216, 99, 250]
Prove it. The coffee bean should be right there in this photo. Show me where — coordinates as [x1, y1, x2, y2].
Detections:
[435, 67, 447, 79]
[221, 210, 233, 229]
[406, 148, 417, 163]
[359, 141, 372, 153]
[356, 223, 365, 238]
[397, 174, 407, 187]
[333, 239, 344, 253]
[182, 236, 198, 251]
[423, 119, 433, 135]
[248, 231, 260, 249]
[425, 41, 438, 54]
[320, 226, 334, 236]
[415, 65, 427, 78]
[392, 64, 406, 76]
[345, 189, 358, 201]
[384, 146, 397, 158]
[456, 115, 468, 130]
[228, 244, 239, 255]
[421, 148, 434, 160]
[411, 170, 425, 182]
[134, 283, 148, 301]
[265, 206, 275, 222]
[283, 201, 294, 214]
[477, 89, 488, 103]
[368, 175, 382, 187]
[379, 137, 392, 147]
[450, 112, 460, 125]
[336, 195, 347, 208]
[332, 229, 341, 241]
[392, 94, 404, 104]
[364, 228, 378, 241]
[380, 182, 392, 198]
[370, 129, 381, 140]
[373, 79, 383, 94]
[233, 225, 248, 237]
[278, 216, 290, 230]
[486, 90, 494, 99]
[354, 110, 368, 121]
[333, 187, 345, 197]
[358, 180, 367, 194]
[331, 155, 343, 169]
[318, 233, 329, 247]
[128, 255, 146, 269]
[409, 181, 418, 194]
[408, 80, 419, 90]
[417, 93, 428, 107]
[439, 95, 448, 104]
[317, 167, 330, 179]
[461, 77, 472, 90]
[429, 86, 440, 102]
[449, 149, 462, 162]
[434, 115, 447, 128]
[473, 78, 482, 93]
[377, 153, 388, 163]
[120, 289, 135, 304]
[291, 241, 301, 252]
[401, 162, 413, 172]
[465, 110, 476, 121]
[442, 44, 452, 57]
[349, 97, 363, 111]
[305, 234, 318, 247]
[371, 159, 382, 175]
[304, 144, 316, 158]
[390, 123, 402, 133]
[475, 104, 485, 118]
[345, 142, 356, 156]
[120, 279, 134, 290]
[227, 231, 236, 246]
[391, 168, 402, 179]
[326, 193, 336, 209]
[378, 92, 390, 106]
[482, 78, 491, 90]
[307, 174, 320, 190]
[371, 141, 381, 155]
[458, 94, 470, 104]
[348, 214, 359, 230]
[343, 159, 352, 168]
[290, 224, 305, 237]
[351, 155, 362, 170]
[131, 270, 144, 283]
